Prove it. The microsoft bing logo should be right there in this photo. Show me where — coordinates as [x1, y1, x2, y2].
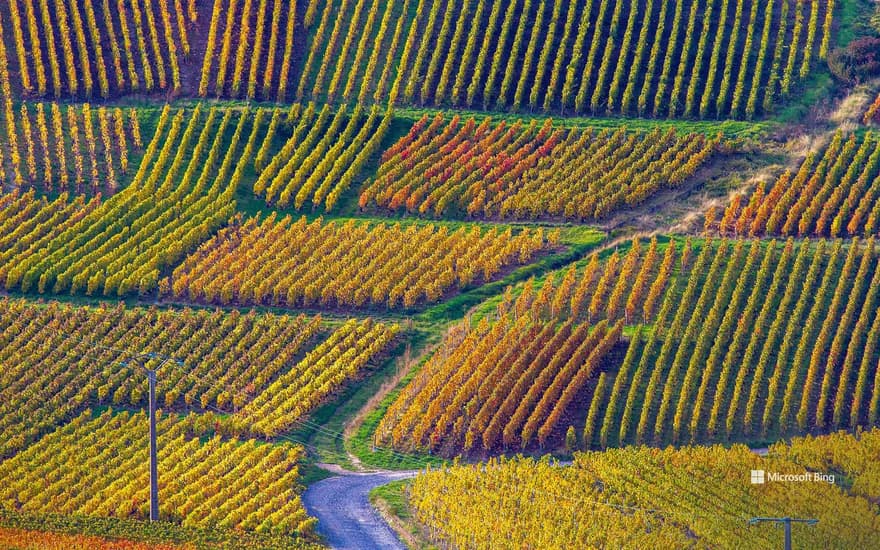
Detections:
[751, 470, 765, 484]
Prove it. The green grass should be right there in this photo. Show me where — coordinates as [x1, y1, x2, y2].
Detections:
[394, 106, 776, 138]
[369, 480, 413, 519]
[773, 70, 837, 126]
[370, 480, 437, 550]
[347, 342, 448, 470]
[298, 463, 337, 486]
[835, 0, 877, 47]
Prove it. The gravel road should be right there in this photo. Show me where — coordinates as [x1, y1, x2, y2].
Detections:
[302, 469, 420, 550]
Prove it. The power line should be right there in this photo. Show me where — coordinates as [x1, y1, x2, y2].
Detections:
[18, 306, 435, 467]
[14, 305, 803, 545]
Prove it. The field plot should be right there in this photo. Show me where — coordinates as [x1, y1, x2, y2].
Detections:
[0, 0, 869, 546]
[773, 430, 880, 502]
[241, 317, 399, 436]
[0, 409, 314, 536]
[253, 103, 392, 211]
[0, 0, 196, 98]
[0, 1, 835, 119]
[379, 317, 622, 454]
[380, 237, 880, 455]
[167, 213, 552, 310]
[278, 0, 831, 118]
[410, 433, 880, 549]
[0, 298, 400, 456]
[0, 527, 186, 550]
[0, 103, 142, 194]
[378, 237, 672, 454]
[0, 105, 266, 297]
[600, 238, 880, 447]
[716, 131, 880, 237]
[361, 114, 719, 220]
[0, 299, 322, 455]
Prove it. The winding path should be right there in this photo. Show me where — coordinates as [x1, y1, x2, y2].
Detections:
[302, 469, 419, 550]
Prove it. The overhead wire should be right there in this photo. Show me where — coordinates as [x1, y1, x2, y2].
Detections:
[17, 303, 436, 466]
[10, 304, 769, 531]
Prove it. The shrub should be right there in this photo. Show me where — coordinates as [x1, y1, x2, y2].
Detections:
[827, 38, 880, 83]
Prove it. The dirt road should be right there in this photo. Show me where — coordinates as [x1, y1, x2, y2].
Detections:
[302, 469, 419, 550]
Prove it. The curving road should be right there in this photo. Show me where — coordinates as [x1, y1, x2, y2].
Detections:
[303, 469, 419, 550]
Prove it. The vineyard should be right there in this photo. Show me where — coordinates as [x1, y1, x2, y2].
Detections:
[252, 103, 392, 211]
[771, 430, 880, 502]
[199, 0, 296, 101]
[0, 1, 835, 118]
[715, 131, 880, 238]
[0, 105, 259, 297]
[410, 435, 880, 549]
[0, 103, 142, 193]
[240, 318, 399, 436]
[0, 0, 196, 98]
[378, 316, 622, 454]
[378, 237, 672, 454]
[0, 512, 321, 550]
[0, 0, 875, 547]
[167, 214, 552, 310]
[0, 527, 185, 550]
[360, 116, 719, 220]
[0, 299, 319, 455]
[601, 238, 880, 446]
[0, 298, 400, 456]
[0, 528, 180, 550]
[0, 409, 315, 536]
[378, 237, 880, 454]
[193, 0, 833, 119]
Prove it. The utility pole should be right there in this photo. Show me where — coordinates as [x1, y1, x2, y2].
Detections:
[148, 366, 158, 522]
[121, 352, 179, 523]
[748, 517, 818, 550]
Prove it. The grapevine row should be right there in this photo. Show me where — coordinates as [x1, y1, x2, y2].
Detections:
[714, 132, 880, 237]
[410, 438, 880, 549]
[166, 214, 552, 310]
[0, 0, 194, 98]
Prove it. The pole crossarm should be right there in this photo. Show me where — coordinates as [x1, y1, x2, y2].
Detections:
[748, 517, 819, 526]
[748, 516, 818, 550]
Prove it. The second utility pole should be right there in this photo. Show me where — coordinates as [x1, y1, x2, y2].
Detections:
[748, 517, 818, 550]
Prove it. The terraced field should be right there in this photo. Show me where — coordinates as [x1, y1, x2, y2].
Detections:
[0, 1, 876, 549]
